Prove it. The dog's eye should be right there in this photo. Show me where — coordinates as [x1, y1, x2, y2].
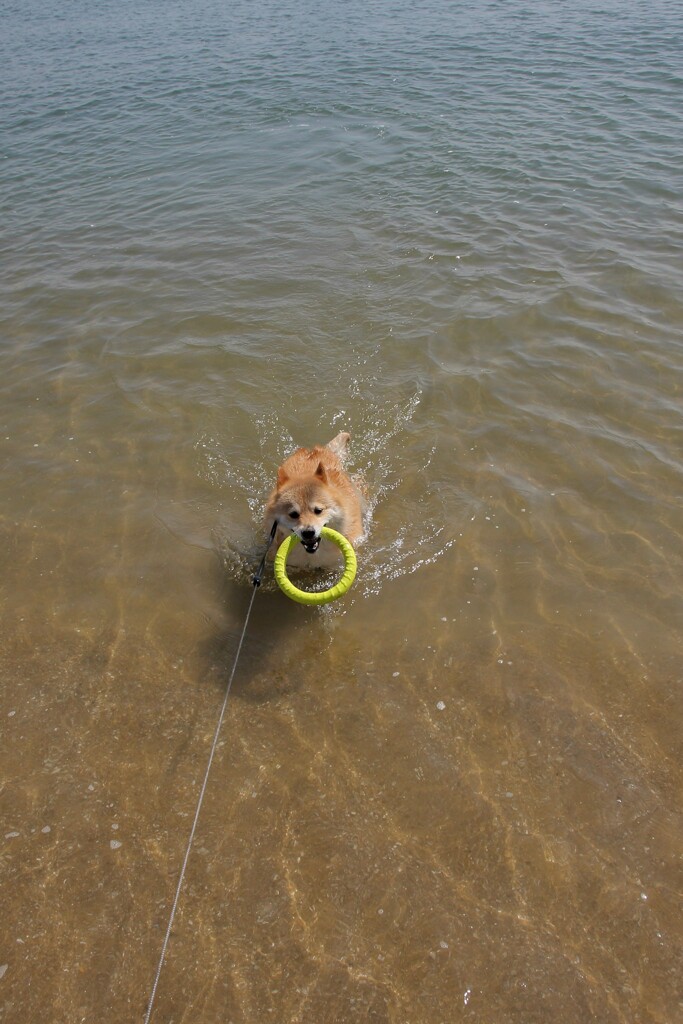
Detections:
[289, 510, 300, 520]
[313, 507, 323, 515]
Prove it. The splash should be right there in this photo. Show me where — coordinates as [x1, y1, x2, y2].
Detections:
[197, 381, 457, 601]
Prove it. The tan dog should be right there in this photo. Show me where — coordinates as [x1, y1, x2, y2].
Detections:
[266, 431, 364, 568]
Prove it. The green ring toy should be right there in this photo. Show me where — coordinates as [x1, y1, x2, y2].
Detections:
[274, 527, 357, 606]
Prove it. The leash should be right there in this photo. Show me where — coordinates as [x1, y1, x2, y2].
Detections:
[144, 521, 277, 1023]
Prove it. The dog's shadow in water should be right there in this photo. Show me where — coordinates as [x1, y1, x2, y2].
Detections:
[201, 564, 318, 705]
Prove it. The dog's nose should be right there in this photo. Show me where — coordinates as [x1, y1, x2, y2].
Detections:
[301, 527, 316, 540]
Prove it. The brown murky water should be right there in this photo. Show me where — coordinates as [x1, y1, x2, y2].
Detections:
[2, 0, 682, 1021]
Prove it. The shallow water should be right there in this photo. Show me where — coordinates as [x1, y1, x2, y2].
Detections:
[1, 0, 682, 1021]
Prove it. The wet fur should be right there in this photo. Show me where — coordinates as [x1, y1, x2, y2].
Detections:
[266, 431, 364, 569]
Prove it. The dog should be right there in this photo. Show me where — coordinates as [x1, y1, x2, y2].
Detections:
[265, 431, 364, 569]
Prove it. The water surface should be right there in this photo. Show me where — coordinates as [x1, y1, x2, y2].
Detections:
[1, 0, 682, 1021]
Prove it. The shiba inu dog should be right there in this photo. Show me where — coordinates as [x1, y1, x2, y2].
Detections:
[265, 431, 364, 569]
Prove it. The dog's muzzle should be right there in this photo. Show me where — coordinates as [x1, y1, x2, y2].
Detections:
[300, 529, 320, 554]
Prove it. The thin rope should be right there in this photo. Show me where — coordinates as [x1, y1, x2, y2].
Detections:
[144, 524, 276, 1023]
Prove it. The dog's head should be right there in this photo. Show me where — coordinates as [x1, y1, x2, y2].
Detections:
[271, 462, 338, 554]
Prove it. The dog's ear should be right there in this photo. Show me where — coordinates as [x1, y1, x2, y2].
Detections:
[314, 461, 328, 483]
[276, 467, 289, 489]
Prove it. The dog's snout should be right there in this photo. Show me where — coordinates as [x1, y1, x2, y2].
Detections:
[301, 527, 316, 540]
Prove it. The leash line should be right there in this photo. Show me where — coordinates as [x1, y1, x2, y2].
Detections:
[144, 523, 277, 1023]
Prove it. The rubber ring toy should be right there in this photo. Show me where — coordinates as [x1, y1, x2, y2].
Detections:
[274, 527, 357, 606]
